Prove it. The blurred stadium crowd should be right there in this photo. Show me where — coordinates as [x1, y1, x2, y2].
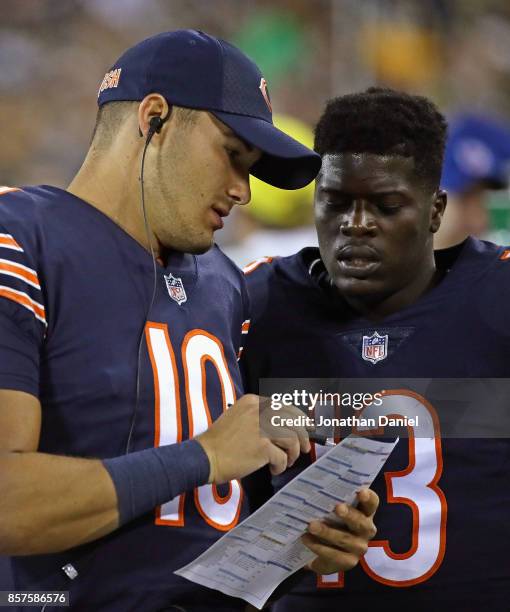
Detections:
[2, 0, 510, 265]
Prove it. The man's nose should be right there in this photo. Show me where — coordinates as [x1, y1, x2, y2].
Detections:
[340, 200, 377, 236]
[227, 172, 251, 207]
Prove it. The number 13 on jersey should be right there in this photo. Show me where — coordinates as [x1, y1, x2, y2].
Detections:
[318, 391, 447, 588]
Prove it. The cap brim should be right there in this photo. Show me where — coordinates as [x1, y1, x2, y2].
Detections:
[212, 111, 321, 190]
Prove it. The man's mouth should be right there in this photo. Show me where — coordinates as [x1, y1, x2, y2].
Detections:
[210, 205, 230, 230]
[336, 245, 381, 277]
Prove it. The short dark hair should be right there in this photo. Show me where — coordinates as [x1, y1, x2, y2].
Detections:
[314, 87, 448, 190]
[90, 101, 137, 149]
[90, 101, 197, 150]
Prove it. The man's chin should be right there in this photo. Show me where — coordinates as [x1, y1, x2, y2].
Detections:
[189, 233, 216, 254]
[166, 234, 215, 255]
[187, 242, 214, 255]
[332, 274, 381, 297]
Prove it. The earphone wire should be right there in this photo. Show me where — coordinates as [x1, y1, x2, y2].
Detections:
[125, 128, 159, 454]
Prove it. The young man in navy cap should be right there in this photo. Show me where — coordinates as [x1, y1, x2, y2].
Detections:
[0, 31, 378, 611]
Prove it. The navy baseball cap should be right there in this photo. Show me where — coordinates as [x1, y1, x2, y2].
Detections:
[97, 30, 321, 190]
[441, 114, 510, 194]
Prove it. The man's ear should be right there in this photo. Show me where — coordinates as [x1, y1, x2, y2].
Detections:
[137, 94, 171, 140]
[430, 189, 447, 233]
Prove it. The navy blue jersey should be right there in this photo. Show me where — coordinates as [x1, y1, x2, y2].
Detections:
[242, 240, 510, 610]
[0, 186, 250, 611]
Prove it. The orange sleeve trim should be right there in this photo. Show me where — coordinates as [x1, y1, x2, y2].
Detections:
[243, 256, 274, 275]
[0, 235, 23, 252]
[0, 286, 46, 325]
[0, 187, 21, 196]
[0, 260, 40, 288]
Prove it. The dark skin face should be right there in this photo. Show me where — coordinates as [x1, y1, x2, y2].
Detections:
[314, 153, 447, 320]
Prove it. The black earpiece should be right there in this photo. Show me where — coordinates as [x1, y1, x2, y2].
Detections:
[149, 115, 164, 134]
[146, 110, 171, 140]
[138, 110, 171, 140]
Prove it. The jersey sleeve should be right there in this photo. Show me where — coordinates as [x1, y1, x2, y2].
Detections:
[478, 246, 510, 342]
[240, 257, 277, 393]
[0, 224, 46, 396]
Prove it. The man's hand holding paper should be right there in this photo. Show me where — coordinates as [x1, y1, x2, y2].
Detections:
[303, 488, 379, 574]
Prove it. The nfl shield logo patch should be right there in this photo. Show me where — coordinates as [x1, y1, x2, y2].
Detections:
[362, 332, 388, 364]
[164, 273, 187, 305]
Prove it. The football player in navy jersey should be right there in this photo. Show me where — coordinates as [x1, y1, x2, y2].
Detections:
[242, 88, 510, 610]
[0, 32, 380, 612]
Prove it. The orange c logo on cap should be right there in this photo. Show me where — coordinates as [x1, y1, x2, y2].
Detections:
[259, 78, 272, 113]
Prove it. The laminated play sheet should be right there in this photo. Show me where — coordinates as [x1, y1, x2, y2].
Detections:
[176, 435, 398, 609]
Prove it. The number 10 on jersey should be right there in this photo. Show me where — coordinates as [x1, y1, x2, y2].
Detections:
[146, 322, 243, 532]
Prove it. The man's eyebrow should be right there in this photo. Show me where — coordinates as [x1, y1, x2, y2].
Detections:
[366, 189, 409, 196]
